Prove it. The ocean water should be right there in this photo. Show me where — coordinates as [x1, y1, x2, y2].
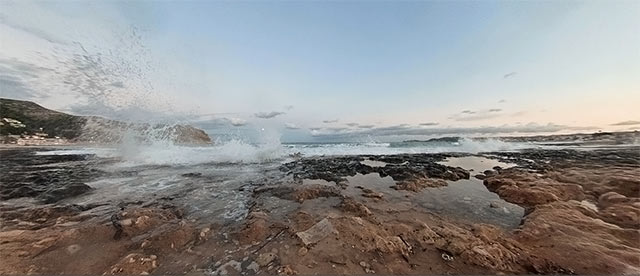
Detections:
[35, 137, 534, 166]
[27, 135, 618, 227]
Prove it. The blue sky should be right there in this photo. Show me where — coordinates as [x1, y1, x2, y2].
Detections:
[0, 1, 638, 142]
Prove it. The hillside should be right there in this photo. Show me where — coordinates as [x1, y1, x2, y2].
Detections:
[0, 98, 211, 144]
[0, 98, 86, 139]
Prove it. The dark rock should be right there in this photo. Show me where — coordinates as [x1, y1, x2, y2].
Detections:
[181, 172, 202, 178]
[39, 182, 93, 204]
[0, 148, 103, 202]
[280, 154, 470, 191]
[484, 170, 497, 177]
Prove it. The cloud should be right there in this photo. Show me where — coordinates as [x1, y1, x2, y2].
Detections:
[309, 127, 322, 131]
[345, 123, 359, 127]
[450, 109, 504, 121]
[310, 123, 595, 140]
[323, 119, 339, 123]
[420, 122, 439, 126]
[498, 99, 506, 103]
[254, 111, 285, 119]
[284, 105, 294, 111]
[0, 60, 45, 99]
[512, 111, 527, 117]
[0, 5, 184, 121]
[503, 72, 517, 78]
[285, 122, 299, 129]
[328, 127, 348, 131]
[358, 125, 375, 129]
[611, 120, 640, 126]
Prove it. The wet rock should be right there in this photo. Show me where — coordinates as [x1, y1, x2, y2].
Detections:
[484, 170, 497, 177]
[0, 149, 103, 202]
[181, 172, 202, 178]
[39, 182, 93, 204]
[293, 185, 342, 202]
[361, 188, 384, 199]
[392, 177, 447, 192]
[280, 154, 470, 188]
[261, 185, 342, 203]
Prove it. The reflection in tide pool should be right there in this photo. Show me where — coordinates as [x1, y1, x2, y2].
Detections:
[345, 156, 524, 229]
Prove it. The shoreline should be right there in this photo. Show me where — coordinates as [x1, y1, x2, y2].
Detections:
[0, 147, 638, 274]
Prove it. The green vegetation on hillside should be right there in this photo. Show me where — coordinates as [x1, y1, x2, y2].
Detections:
[0, 98, 86, 138]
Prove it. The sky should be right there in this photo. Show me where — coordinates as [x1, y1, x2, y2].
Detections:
[0, 1, 638, 142]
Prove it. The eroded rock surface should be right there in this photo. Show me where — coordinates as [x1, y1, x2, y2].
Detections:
[1, 147, 639, 275]
[482, 148, 640, 274]
[280, 154, 470, 191]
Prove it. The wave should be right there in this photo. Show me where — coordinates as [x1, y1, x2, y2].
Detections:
[37, 135, 532, 167]
[284, 137, 529, 156]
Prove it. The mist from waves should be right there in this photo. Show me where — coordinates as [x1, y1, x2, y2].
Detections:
[38, 133, 534, 167]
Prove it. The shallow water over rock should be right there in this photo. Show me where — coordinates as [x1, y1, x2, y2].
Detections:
[342, 156, 524, 229]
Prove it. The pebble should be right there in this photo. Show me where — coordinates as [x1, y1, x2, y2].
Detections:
[199, 227, 211, 238]
[135, 216, 152, 228]
[140, 240, 151, 248]
[297, 247, 308, 256]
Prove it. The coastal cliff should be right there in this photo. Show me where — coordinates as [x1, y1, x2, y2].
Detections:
[0, 98, 211, 145]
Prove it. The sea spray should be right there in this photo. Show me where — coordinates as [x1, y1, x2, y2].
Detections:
[108, 125, 286, 166]
[37, 134, 534, 165]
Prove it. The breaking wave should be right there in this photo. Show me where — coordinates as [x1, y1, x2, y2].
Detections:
[284, 137, 530, 157]
[37, 134, 533, 166]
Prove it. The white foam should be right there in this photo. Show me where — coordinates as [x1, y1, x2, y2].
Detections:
[285, 138, 530, 157]
[35, 135, 532, 167]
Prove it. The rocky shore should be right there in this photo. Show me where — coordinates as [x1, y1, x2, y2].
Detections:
[0, 147, 638, 275]
[0, 98, 212, 145]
